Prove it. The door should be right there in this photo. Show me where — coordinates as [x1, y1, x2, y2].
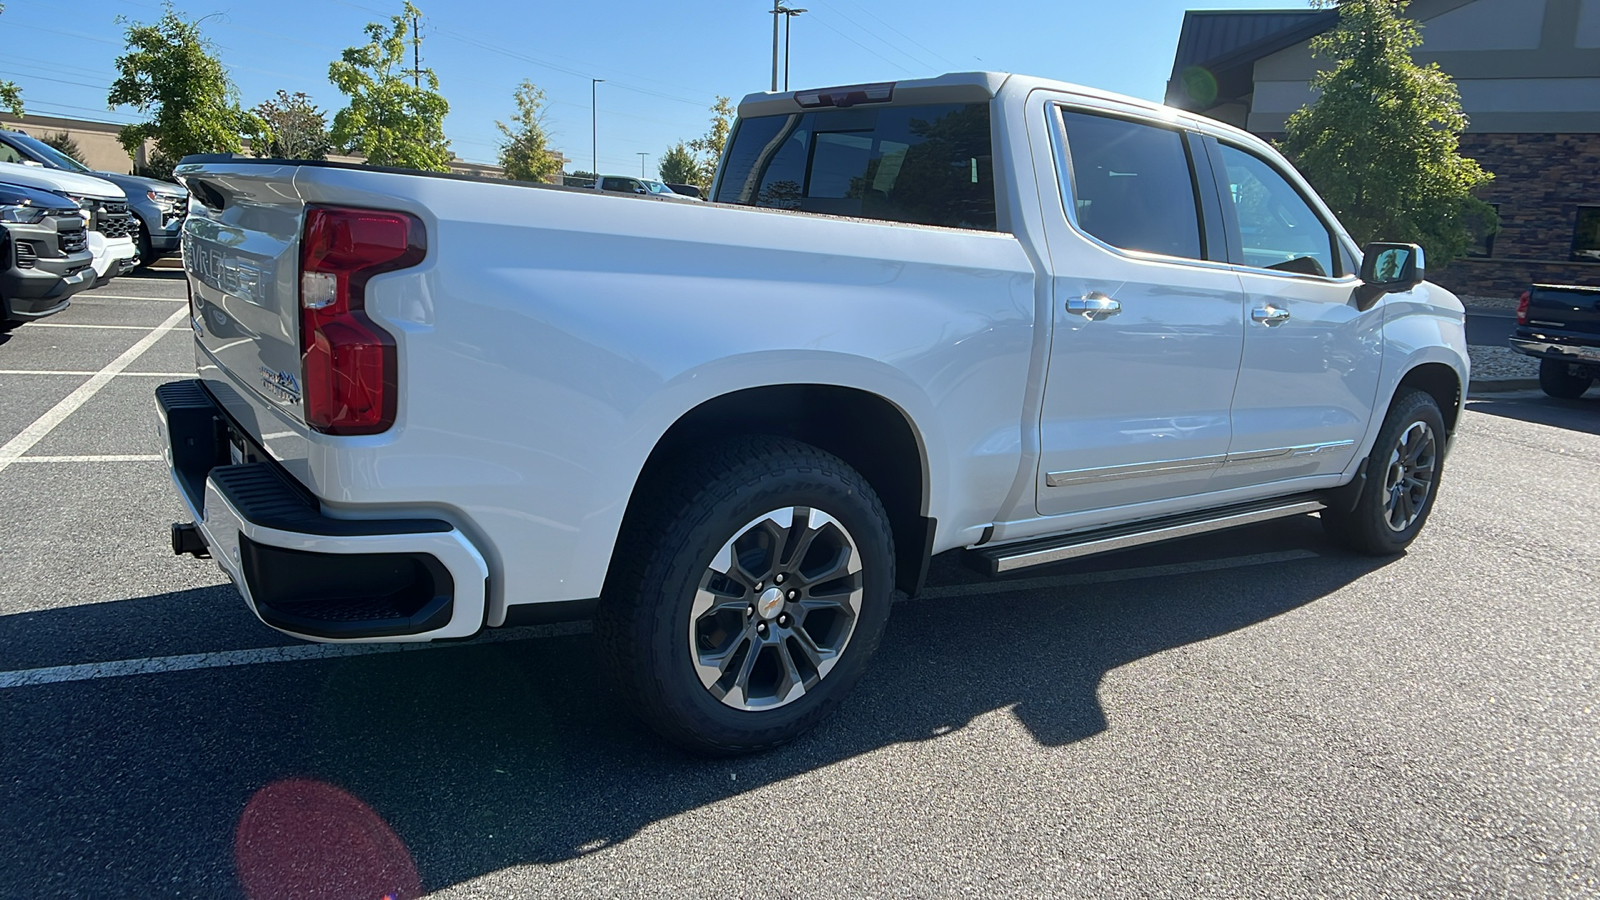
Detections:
[1035, 107, 1247, 517]
[1205, 140, 1383, 490]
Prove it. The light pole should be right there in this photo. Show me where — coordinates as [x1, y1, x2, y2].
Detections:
[769, 1, 782, 92]
[637, 152, 648, 177]
[782, 7, 806, 92]
[591, 78, 604, 178]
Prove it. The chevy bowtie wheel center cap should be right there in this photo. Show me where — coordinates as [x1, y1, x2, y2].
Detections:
[757, 586, 786, 620]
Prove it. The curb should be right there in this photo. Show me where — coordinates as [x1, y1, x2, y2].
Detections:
[150, 257, 183, 270]
[1468, 377, 1539, 394]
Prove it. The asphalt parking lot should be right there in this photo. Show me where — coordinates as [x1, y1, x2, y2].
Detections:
[1, 272, 1597, 898]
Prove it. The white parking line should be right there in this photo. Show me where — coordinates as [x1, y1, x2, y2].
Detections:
[0, 306, 190, 477]
[27, 323, 186, 331]
[0, 550, 1321, 690]
[0, 370, 192, 377]
[8, 454, 163, 463]
[0, 622, 595, 689]
[74, 294, 188, 303]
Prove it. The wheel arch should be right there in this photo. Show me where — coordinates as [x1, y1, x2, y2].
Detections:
[1396, 361, 1463, 437]
[610, 384, 936, 597]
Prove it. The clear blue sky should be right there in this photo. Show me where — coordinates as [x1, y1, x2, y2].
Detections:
[2, 0, 1299, 177]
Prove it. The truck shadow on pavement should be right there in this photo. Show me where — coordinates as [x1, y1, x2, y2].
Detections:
[1465, 393, 1600, 436]
[0, 519, 1394, 897]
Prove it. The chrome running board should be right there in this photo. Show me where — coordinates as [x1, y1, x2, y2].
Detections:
[969, 496, 1327, 575]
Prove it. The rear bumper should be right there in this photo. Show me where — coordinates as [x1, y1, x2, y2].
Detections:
[155, 379, 489, 642]
[1509, 336, 1600, 365]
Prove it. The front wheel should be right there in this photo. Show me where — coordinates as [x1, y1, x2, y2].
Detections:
[1322, 390, 1447, 555]
[596, 437, 895, 755]
[1539, 358, 1593, 399]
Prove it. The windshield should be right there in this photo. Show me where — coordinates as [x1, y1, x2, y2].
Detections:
[642, 180, 675, 195]
[6, 132, 93, 173]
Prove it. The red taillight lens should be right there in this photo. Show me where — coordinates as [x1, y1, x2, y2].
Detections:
[1515, 290, 1530, 326]
[298, 206, 424, 435]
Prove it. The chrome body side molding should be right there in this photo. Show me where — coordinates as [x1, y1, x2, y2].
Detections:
[1045, 440, 1355, 488]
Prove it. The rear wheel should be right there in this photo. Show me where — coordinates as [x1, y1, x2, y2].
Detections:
[1539, 358, 1593, 399]
[596, 437, 895, 755]
[1322, 390, 1446, 555]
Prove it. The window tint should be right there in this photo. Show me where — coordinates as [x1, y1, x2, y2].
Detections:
[1572, 207, 1600, 262]
[1058, 110, 1203, 260]
[715, 102, 995, 231]
[601, 177, 641, 193]
[1216, 144, 1338, 277]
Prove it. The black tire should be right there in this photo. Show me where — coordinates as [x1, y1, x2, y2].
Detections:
[134, 228, 156, 271]
[1539, 358, 1593, 399]
[596, 436, 895, 755]
[1322, 389, 1447, 555]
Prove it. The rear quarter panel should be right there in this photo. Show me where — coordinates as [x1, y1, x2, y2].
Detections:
[278, 168, 1037, 621]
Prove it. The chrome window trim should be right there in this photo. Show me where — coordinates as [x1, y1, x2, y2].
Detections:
[1045, 440, 1356, 488]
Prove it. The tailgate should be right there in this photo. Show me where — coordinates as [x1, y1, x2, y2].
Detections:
[179, 163, 309, 432]
[1525, 284, 1600, 336]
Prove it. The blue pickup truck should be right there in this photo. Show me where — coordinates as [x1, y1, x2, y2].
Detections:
[1511, 284, 1600, 398]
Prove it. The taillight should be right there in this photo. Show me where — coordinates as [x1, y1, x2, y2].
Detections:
[1515, 290, 1530, 326]
[298, 206, 424, 435]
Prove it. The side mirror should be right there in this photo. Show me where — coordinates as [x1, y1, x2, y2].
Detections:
[1355, 242, 1425, 311]
[634, 187, 647, 194]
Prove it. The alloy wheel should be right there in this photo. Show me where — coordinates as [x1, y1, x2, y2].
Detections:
[1383, 420, 1437, 532]
[689, 506, 864, 711]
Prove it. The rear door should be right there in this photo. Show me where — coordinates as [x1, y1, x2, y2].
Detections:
[1204, 139, 1381, 490]
[1033, 104, 1246, 517]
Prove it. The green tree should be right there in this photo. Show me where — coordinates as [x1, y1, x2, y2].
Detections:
[41, 132, 85, 162]
[107, 3, 257, 179]
[250, 90, 331, 160]
[1279, 0, 1495, 265]
[686, 95, 734, 193]
[0, 5, 21, 117]
[658, 141, 701, 187]
[328, 2, 451, 172]
[496, 80, 560, 182]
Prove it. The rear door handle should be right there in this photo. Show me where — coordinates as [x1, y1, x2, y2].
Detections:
[1067, 293, 1121, 320]
[1252, 306, 1291, 326]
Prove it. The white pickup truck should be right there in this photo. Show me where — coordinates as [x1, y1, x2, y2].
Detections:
[160, 72, 1468, 753]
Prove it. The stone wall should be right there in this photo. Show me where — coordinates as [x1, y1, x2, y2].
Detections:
[1430, 132, 1600, 298]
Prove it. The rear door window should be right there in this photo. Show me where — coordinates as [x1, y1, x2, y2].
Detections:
[715, 102, 995, 231]
[1057, 110, 1206, 261]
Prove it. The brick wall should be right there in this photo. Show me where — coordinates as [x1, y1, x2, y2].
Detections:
[1430, 133, 1600, 298]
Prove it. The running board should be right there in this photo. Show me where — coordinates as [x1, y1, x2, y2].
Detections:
[968, 496, 1327, 575]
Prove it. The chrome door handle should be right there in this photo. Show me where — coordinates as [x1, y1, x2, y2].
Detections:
[1067, 293, 1122, 320]
[1252, 306, 1291, 326]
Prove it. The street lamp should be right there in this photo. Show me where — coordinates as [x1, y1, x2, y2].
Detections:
[637, 152, 648, 177]
[591, 78, 604, 178]
[782, 7, 806, 92]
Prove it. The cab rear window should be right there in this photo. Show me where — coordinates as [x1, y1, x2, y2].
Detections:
[714, 102, 996, 231]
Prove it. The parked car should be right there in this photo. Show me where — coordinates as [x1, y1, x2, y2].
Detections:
[0, 162, 137, 285]
[160, 72, 1468, 754]
[595, 175, 701, 200]
[0, 130, 187, 267]
[665, 182, 704, 199]
[1510, 284, 1600, 398]
[0, 181, 94, 329]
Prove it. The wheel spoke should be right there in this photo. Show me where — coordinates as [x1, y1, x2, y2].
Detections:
[774, 639, 806, 703]
[789, 625, 829, 669]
